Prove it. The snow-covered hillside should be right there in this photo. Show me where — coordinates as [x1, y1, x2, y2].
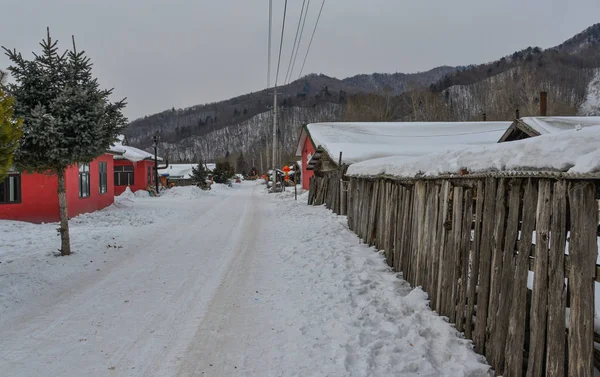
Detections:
[579, 68, 600, 116]
[158, 103, 341, 163]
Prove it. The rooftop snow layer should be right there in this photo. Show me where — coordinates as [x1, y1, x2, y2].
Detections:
[347, 125, 600, 178]
[109, 138, 163, 163]
[305, 121, 511, 165]
[165, 163, 215, 179]
[519, 116, 600, 135]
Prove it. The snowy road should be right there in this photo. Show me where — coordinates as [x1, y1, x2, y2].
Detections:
[0, 183, 490, 377]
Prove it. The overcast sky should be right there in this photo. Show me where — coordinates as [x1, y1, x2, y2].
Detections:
[1, 0, 599, 120]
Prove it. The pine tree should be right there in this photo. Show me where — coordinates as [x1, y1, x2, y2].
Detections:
[212, 160, 234, 184]
[0, 76, 23, 179]
[3, 30, 127, 256]
[190, 161, 209, 189]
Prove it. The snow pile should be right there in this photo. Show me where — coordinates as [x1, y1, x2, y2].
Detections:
[305, 121, 510, 165]
[134, 189, 150, 198]
[269, 194, 491, 376]
[579, 69, 600, 116]
[115, 186, 136, 203]
[160, 186, 207, 199]
[347, 126, 600, 178]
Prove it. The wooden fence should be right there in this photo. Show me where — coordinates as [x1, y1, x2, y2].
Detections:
[309, 172, 599, 377]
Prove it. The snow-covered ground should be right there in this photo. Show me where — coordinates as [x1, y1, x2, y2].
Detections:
[0, 183, 490, 377]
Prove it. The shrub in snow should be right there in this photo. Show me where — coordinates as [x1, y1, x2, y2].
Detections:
[190, 161, 211, 190]
[212, 160, 235, 184]
[3, 30, 127, 255]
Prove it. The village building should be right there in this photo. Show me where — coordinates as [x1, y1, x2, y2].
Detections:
[0, 135, 161, 223]
[295, 121, 512, 190]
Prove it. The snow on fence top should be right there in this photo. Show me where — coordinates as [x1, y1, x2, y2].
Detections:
[305, 121, 511, 165]
[518, 116, 600, 135]
[346, 125, 600, 179]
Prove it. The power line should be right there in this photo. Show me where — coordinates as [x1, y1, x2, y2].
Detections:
[283, 0, 307, 85]
[267, 0, 272, 88]
[274, 0, 289, 87]
[288, 0, 311, 85]
[298, 0, 326, 80]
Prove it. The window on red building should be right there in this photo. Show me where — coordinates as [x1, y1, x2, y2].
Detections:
[147, 166, 152, 184]
[79, 163, 90, 198]
[114, 165, 134, 186]
[0, 174, 21, 204]
[99, 162, 107, 194]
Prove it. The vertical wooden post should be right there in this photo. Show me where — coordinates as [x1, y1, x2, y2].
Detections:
[504, 179, 538, 377]
[465, 180, 484, 339]
[567, 182, 597, 377]
[545, 180, 567, 377]
[527, 179, 552, 377]
[474, 178, 498, 354]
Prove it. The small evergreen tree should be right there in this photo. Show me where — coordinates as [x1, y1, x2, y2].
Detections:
[190, 161, 209, 189]
[0, 78, 23, 179]
[3, 30, 127, 255]
[212, 160, 234, 184]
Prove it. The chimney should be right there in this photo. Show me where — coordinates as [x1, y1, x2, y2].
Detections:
[540, 91, 547, 116]
[516, 109, 520, 119]
[483, 113, 487, 121]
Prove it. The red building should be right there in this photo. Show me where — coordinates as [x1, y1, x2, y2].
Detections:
[0, 135, 161, 223]
[110, 135, 160, 195]
[295, 126, 316, 190]
[0, 154, 114, 223]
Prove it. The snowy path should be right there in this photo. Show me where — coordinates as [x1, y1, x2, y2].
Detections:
[0, 183, 490, 377]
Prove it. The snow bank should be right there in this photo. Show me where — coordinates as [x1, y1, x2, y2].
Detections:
[160, 186, 208, 199]
[273, 192, 491, 376]
[347, 125, 600, 178]
[306, 121, 510, 165]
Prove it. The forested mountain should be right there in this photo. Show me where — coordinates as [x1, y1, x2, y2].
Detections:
[125, 23, 600, 168]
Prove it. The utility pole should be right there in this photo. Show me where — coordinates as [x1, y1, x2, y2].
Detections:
[153, 134, 160, 195]
[271, 87, 278, 186]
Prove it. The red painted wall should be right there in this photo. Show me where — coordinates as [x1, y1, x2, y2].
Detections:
[67, 154, 115, 218]
[302, 136, 316, 190]
[0, 172, 60, 223]
[0, 154, 115, 223]
[114, 159, 155, 195]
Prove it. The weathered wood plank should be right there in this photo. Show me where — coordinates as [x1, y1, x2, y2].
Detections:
[526, 179, 552, 377]
[465, 180, 484, 339]
[435, 181, 451, 314]
[504, 179, 538, 377]
[441, 183, 456, 318]
[567, 182, 597, 377]
[545, 180, 567, 377]
[449, 186, 464, 323]
[456, 187, 473, 333]
[428, 183, 441, 310]
[368, 180, 380, 246]
[401, 186, 414, 280]
[474, 177, 498, 354]
[486, 178, 507, 362]
[394, 185, 406, 272]
[492, 179, 522, 373]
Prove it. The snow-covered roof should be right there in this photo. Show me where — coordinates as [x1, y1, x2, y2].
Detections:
[347, 125, 600, 179]
[518, 116, 600, 135]
[299, 121, 511, 166]
[164, 163, 215, 179]
[108, 136, 163, 163]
